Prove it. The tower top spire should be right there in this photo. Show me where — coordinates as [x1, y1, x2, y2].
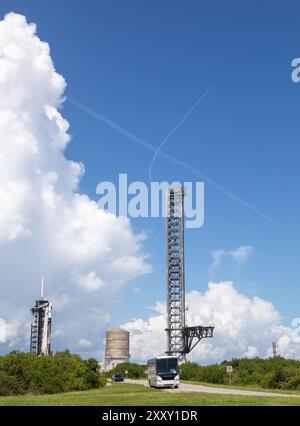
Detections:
[41, 275, 44, 300]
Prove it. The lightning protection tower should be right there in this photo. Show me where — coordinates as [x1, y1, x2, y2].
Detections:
[30, 276, 52, 356]
[165, 187, 214, 360]
[272, 341, 277, 358]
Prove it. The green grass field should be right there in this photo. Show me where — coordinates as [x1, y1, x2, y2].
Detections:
[0, 383, 300, 406]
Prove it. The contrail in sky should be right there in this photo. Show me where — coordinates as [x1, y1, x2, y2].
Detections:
[69, 98, 279, 226]
[148, 85, 214, 183]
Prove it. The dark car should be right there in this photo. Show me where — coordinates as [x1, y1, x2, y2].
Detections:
[111, 374, 124, 382]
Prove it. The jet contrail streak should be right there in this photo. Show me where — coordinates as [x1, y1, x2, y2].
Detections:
[69, 98, 279, 226]
[148, 85, 214, 182]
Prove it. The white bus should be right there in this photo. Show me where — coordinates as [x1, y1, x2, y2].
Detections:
[147, 356, 179, 388]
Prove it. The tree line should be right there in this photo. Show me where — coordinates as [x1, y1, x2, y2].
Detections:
[107, 361, 146, 379]
[109, 357, 300, 390]
[2, 353, 300, 396]
[180, 357, 300, 389]
[0, 350, 105, 396]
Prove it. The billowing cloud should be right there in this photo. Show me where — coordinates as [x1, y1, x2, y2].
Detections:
[51, 294, 73, 313]
[77, 338, 93, 349]
[0, 12, 150, 353]
[52, 329, 64, 338]
[123, 281, 300, 363]
[0, 313, 29, 348]
[211, 246, 253, 271]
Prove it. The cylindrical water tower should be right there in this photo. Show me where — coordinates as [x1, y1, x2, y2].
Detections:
[104, 328, 130, 371]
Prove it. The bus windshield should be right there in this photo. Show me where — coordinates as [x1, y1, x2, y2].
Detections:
[157, 358, 178, 374]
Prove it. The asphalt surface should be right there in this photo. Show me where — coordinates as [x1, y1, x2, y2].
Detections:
[125, 379, 300, 398]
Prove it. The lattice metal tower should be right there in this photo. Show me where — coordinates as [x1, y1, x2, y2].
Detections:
[166, 187, 186, 356]
[165, 187, 214, 359]
[30, 277, 52, 356]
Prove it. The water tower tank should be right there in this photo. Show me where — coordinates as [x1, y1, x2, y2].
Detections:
[105, 328, 130, 362]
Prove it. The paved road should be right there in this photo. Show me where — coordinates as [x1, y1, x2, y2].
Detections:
[126, 379, 300, 399]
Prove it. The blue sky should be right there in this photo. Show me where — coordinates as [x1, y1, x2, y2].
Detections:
[1, 1, 300, 358]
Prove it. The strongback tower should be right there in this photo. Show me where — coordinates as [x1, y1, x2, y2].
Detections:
[165, 187, 214, 359]
[30, 277, 52, 356]
[166, 186, 186, 356]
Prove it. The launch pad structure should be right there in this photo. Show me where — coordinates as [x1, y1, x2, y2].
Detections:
[30, 277, 52, 356]
[165, 187, 214, 359]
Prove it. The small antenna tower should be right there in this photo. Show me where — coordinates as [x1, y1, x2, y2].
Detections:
[272, 341, 277, 358]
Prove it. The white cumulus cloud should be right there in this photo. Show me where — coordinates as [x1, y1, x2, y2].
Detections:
[78, 338, 93, 349]
[0, 12, 150, 354]
[123, 281, 300, 363]
[211, 246, 253, 271]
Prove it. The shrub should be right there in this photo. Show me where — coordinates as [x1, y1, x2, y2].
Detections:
[109, 362, 146, 379]
[0, 371, 23, 396]
[0, 350, 104, 396]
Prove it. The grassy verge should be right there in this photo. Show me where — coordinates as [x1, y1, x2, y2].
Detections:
[182, 380, 300, 395]
[0, 383, 300, 406]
